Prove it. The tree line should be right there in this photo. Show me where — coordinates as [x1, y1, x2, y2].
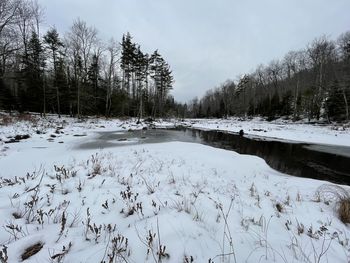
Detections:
[188, 32, 350, 122]
[0, 0, 179, 118]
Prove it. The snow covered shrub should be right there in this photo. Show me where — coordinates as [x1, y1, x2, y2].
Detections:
[54, 165, 76, 181]
[120, 186, 143, 217]
[3, 223, 25, 241]
[157, 245, 170, 261]
[82, 208, 108, 243]
[86, 153, 108, 178]
[140, 226, 169, 262]
[316, 184, 350, 224]
[0, 245, 8, 263]
[139, 174, 159, 194]
[103, 234, 130, 263]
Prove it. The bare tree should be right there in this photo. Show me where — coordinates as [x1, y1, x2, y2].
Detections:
[30, 0, 45, 36]
[68, 19, 98, 76]
[104, 38, 119, 117]
[0, 0, 20, 36]
[66, 18, 98, 117]
[307, 35, 336, 120]
[336, 32, 350, 121]
[283, 50, 307, 120]
[0, 0, 21, 75]
[266, 60, 283, 97]
[16, 0, 35, 60]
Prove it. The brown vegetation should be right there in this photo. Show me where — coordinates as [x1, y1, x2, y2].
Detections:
[21, 242, 43, 261]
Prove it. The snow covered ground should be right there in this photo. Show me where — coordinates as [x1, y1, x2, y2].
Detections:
[1, 114, 350, 262]
[180, 118, 350, 146]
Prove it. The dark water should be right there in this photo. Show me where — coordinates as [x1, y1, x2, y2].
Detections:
[78, 128, 350, 185]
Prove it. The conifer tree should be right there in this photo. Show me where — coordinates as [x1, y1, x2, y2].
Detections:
[44, 28, 64, 117]
[23, 30, 45, 113]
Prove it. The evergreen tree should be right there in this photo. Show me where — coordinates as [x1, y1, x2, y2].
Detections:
[326, 80, 348, 120]
[44, 28, 64, 117]
[22, 31, 45, 113]
[87, 53, 101, 114]
[120, 33, 135, 98]
[149, 50, 173, 116]
[44, 28, 63, 117]
[55, 57, 70, 114]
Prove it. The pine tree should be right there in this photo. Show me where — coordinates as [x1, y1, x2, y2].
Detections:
[149, 50, 173, 116]
[87, 54, 101, 114]
[121, 33, 134, 97]
[55, 57, 70, 114]
[22, 31, 45, 113]
[44, 28, 64, 117]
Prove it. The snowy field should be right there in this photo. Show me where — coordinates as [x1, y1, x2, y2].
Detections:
[1, 114, 350, 262]
[180, 118, 350, 146]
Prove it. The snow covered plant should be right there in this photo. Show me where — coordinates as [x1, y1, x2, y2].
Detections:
[86, 153, 106, 178]
[136, 219, 170, 263]
[54, 165, 77, 195]
[23, 170, 45, 223]
[80, 153, 118, 179]
[209, 197, 237, 263]
[49, 242, 72, 263]
[83, 208, 101, 243]
[315, 184, 350, 224]
[3, 222, 27, 242]
[139, 174, 160, 195]
[102, 234, 130, 263]
[0, 245, 8, 263]
[120, 186, 143, 217]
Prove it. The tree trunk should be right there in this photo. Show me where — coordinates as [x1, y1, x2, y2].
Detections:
[343, 89, 349, 121]
[77, 79, 80, 119]
[56, 86, 60, 118]
[43, 74, 46, 117]
[293, 77, 299, 121]
[52, 52, 60, 118]
[105, 70, 112, 117]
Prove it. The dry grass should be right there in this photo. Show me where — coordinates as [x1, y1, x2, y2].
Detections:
[338, 199, 350, 224]
[316, 184, 350, 224]
[0, 115, 13, 126]
[21, 242, 44, 261]
[0, 113, 38, 126]
[17, 113, 37, 123]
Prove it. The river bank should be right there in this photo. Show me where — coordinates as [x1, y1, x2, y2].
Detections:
[0, 113, 350, 262]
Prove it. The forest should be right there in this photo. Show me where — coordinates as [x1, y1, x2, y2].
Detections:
[0, 0, 349, 122]
[188, 32, 350, 122]
[0, 0, 179, 118]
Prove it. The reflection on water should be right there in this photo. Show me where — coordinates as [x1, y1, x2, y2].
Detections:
[78, 128, 350, 185]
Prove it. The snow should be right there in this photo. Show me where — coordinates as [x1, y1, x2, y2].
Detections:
[0, 114, 350, 262]
[180, 117, 350, 147]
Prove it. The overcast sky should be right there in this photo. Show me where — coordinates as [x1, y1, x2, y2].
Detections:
[38, 0, 350, 103]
